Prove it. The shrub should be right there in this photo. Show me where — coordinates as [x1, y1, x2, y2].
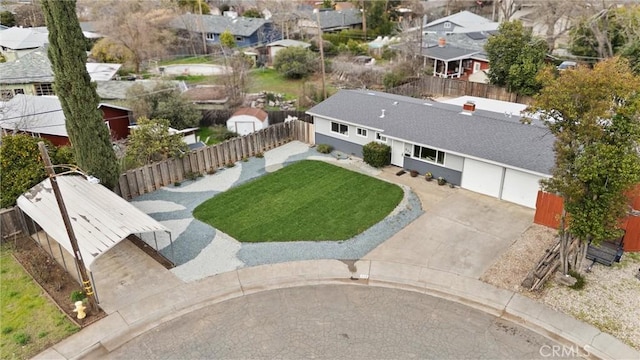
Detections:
[568, 270, 586, 290]
[242, 156, 249, 162]
[425, 172, 433, 181]
[362, 142, 391, 168]
[207, 167, 217, 175]
[14, 332, 30, 345]
[226, 161, 236, 168]
[222, 130, 239, 140]
[410, 170, 419, 177]
[255, 152, 264, 158]
[437, 177, 447, 186]
[316, 144, 333, 154]
[174, 181, 181, 186]
[70, 290, 86, 302]
[2, 326, 14, 334]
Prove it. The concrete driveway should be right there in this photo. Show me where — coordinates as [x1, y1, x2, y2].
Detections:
[365, 167, 534, 278]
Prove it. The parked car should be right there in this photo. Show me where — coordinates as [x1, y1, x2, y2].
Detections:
[557, 61, 577, 71]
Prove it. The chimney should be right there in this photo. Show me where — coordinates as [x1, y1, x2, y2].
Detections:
[438, 37, 446, 47]
[463, 101, 476, 112]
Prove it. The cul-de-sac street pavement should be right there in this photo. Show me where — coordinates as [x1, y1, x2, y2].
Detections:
[103, 285, 556, 359]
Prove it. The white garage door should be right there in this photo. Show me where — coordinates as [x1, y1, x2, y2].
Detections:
[501, 169, 543, 208]
[461, 158, 503, 198]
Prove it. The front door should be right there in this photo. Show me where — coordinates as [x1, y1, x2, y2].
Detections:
[391, 140, 405, 166]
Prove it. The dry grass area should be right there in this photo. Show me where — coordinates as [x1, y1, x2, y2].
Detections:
[481, 224, 640, 350]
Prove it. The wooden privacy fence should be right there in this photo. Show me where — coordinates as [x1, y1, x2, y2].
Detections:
[534, 189, 640, 252]
[1, 207, 26, 241]
[114, 120, 314, 200]
[388, 76, 534, 104]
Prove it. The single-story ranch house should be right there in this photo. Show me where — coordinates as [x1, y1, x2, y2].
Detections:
[306, 90, 555, 209]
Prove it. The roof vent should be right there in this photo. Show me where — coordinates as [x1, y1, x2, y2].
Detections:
[379, 109, 385, 118]
[392, 101, 398, 106]
[462, 101, 476, 112]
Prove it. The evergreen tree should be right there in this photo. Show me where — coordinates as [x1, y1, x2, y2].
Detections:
[41, 0, 119, 189]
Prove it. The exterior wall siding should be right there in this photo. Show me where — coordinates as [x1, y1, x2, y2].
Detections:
[404, 156, 462, 185]
[315, 133, 364, 158]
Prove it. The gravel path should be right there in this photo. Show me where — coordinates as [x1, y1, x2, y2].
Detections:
[482, 225, 640, 350]
[131, 141, 423, 282]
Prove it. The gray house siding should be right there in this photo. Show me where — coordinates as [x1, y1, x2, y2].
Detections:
[315, 133, 364, 158]
[403, 157, 462, 185]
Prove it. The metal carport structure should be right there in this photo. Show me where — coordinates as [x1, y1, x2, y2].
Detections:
[17, 175, 173, 302]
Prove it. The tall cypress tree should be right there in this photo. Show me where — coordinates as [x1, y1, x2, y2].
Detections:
[41, 0, 118, 189]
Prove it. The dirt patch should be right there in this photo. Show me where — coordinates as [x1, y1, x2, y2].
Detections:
[481, 224, 640, 350]
[9, 236, 106, 327]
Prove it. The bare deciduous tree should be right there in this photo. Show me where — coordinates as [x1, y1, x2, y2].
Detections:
[89, 0, 175, 73]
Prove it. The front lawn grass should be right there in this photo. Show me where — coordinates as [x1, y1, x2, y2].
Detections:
[193, 160, 403, 242]
[0, 247, 78, 359]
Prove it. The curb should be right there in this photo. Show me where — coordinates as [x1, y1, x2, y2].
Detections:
[36, 260, 640, 360]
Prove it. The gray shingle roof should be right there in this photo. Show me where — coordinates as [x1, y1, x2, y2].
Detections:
[0, 48, 54, 84]
[170, 14, 269, 37]
[0, 27, 49, 50]
[424, 10, 498, 33]
[0, 47, 119, 84]
[306, 90, 555, 175]
[420, 45, 480, 61]
[299, 9, 362, 30]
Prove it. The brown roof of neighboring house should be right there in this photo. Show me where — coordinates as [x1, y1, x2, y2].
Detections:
[182, 86, 228, 102]
[232, 107, 268, 122]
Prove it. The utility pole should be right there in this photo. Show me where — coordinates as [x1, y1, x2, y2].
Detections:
[38, 142, 97, 313]
[198, 0, 207, 55]
[315, 9, 327, 101]
[361, 0, 367, 41]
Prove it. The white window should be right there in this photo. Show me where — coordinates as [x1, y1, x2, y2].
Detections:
[473, 62, 481, 73]
[35, 83, 54, 96]
[206, 33, 215, 40]
[1, 90, 13, 100]
[444, 22, 451, 29]
[356, 128, 367, 137]
[331, 122, 348, 136]
[413, 145, 445, 164]
[376, 132, 387, 143]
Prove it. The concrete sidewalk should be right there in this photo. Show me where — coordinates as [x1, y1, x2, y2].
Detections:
[35, 259, 639, 360]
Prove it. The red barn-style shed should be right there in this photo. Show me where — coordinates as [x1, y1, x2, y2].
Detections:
[0, 95, 132, 145]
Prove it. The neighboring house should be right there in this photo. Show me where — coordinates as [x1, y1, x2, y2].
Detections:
[266, 39, 310, 64]
[170, 14, 280, 48]
[227, 107, 269, 136]
[306, 90, 555, 208]
[421, 38, 490, 80]
[422, 10, 499, 34]
[298, 8, 363, 35]
[0, 26, 49, 61]
[0, 47, 121, 100]
[0, 94, 132, 145]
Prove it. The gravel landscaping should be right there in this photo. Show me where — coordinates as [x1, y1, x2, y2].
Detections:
[482, 224, 640, 350]
[131, 141, 423, 283]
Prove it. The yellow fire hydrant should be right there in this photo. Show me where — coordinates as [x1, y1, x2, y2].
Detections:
[73, 301, 87, 320]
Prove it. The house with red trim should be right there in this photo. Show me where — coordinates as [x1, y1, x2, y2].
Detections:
[0, 94, 132, 146]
